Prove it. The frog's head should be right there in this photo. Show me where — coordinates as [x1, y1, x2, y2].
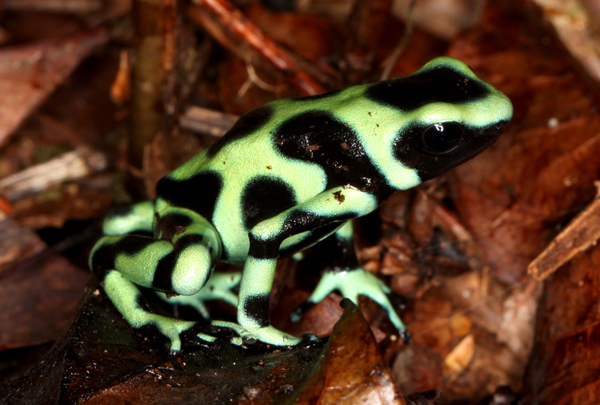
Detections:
[366, 56, 513, 184]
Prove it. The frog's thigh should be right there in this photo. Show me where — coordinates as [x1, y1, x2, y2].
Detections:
[157, 271, 241, 319]
[90, 233, 213, 297]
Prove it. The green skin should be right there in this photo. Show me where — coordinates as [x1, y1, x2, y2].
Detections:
[90, 57, 513, 352]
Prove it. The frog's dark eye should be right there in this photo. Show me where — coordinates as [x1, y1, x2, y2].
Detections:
[421, 122, 463, 154]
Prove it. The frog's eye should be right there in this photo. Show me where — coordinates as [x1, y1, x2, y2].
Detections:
[421, 122, 463, 154]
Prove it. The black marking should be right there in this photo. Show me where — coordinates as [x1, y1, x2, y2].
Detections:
[277, 211, 355, 257]
[135, 294, 151, 312]
[153, 251, 176, 292]
[242, 294, 271, 328]
[248, 234, 280, 260]
[316, 230, 360, 271]
[332, 190, 345, 204]
[246, 210, 353, 259]
[156, 171, 223, 221]
[174, 233, 205, 250]
[207, 105, 274, 158]
[106, 205, 135, 220]
[274, 111, 393, 200]
[290, 89, 343, 102]
[279, 222, 343, 258]
[365, 65, 490, 111]
[152, 233, 210, 292]
[398, 328, 412, 345]
[90, 236, 156, 278]
[155, 213, 194, 240]
[394, 120, 508, 182]
[283, 210, 355, 235]
[242, 176, 297, 231]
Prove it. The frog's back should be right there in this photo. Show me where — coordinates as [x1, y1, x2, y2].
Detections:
[155, 56, 513, 262]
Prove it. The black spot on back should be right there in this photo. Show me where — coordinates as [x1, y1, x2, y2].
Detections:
[274, 111, 393, 199]
[365, 66, 489, 111]
[242, 177, 297, 230]
[206, 105, 274, 158]
[156, 171, 222, 221]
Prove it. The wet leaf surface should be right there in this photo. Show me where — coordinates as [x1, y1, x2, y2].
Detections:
[0, 289, 400, 404]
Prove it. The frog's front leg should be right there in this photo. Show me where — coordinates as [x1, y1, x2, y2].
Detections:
[291, 221, 411, 344]
[89, 207, 222, 351]
[232, 186, 379, 346]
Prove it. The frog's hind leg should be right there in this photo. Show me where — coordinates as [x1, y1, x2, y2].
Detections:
[156, 271, 241, 319]
[291, 221, 411, 344]
[89, 207, 222, 351]
[102, 200, 156, 235]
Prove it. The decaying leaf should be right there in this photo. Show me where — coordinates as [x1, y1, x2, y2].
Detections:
[0, 29, 109, 149]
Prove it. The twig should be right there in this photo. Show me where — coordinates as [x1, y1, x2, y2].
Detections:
[380, 0, 417, 80]
[0, 148, 107, 201]
[1, 0, 102, 13]
[528, 182, 600, 281]
[179, 106, 238, 137]
[189, 0, 325, 95]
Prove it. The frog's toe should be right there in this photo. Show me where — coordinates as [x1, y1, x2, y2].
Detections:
[195, 271, 242, 307]
[242, 325, 302, 346]
[300, 333, 320, 344]
[290, 300, 316, 323]
[151, 317, 198, 352]
[398, 328, 412, 345]
[212, 320, 302, 346]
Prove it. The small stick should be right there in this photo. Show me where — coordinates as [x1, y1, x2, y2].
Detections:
[528, 182, 600, 281]
[190, 0, 325, 96]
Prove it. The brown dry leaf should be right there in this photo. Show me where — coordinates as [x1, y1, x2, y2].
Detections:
[0, 218, 45, 273]
[0, 254, 89, 349]
[0, 28, 109, 149]
[273, 290, 345, 339]
[392, 345, 444, 396]
[443, 334, 474, 375]
[528, 0, 600, 90]
[525, 244, 600, 404]
[296, 299, 405, 405]
[12, 184, 114, 229]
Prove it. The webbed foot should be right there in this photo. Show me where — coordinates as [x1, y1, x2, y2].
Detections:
[210, 320, 317, 346]
[144, 316, 217, 352]
[291, 268, 411, 343]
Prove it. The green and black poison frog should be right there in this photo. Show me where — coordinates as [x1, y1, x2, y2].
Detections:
[90, 57, 513, 352]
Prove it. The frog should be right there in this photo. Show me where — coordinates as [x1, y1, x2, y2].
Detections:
[89, 57, 513, 352]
